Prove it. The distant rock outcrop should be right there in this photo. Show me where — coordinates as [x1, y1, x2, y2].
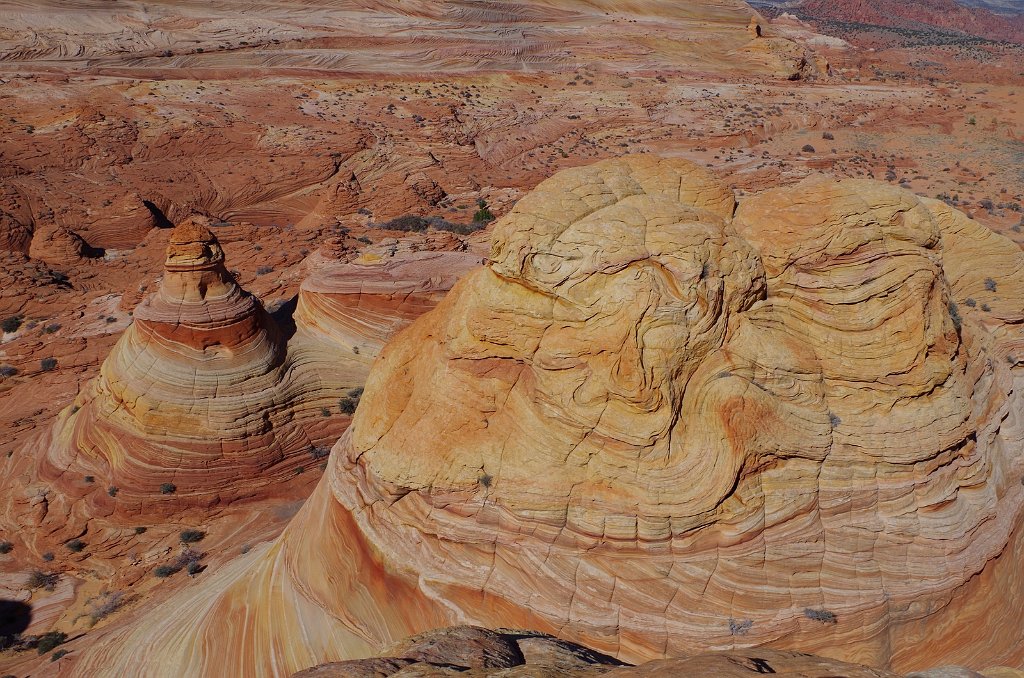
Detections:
[28, 223, 100, 264]
[798, 0, 1024, 45]
[72, 157, 1024, 677]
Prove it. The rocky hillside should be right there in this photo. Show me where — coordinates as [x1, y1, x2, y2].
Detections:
[797, 0, 1024, 44]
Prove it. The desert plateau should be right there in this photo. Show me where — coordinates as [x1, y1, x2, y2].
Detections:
[0, 1, 1023, 677]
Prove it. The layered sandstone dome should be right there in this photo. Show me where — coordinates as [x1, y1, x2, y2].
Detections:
[78, 157, 1024, 677]
[26, 217, 303, 518]
[5, 219, 481, 543]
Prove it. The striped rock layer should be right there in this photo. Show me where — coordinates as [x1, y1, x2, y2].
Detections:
[77, 157, 1024, 677]
[25, 217, 301, 521]
[13, 219, 479, 540]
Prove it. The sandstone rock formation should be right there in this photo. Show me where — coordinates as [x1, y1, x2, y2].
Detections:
[60, 157, 1024, 676]
[291, 626, 901, 678]
[28, 223, 100, 265]
[797, 0, 1024, 46]
[1, 218, 481, 556]
[7, 217, 313, 534]
[295, 249, 483, 358]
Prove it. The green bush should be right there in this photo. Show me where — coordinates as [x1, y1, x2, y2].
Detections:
[0, 541, 12, 554]
[36, 631, 67, 655]
[154, 565, 175, 578]
[160, 482, 176, 495]
[40, 357, 57, 372]
[65, 539, 85, 553]
[473, 199, 495, 224]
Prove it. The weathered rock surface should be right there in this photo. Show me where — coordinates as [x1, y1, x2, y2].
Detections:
[28, 222, 100, 265]
[0, 217, 479, 559]
[11, 217, 312, 524]
[292, 626, 1024, 678]
[72, 156, 1024, 677]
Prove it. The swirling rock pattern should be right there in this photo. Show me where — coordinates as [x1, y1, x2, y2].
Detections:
[76, 157, 1024, 677]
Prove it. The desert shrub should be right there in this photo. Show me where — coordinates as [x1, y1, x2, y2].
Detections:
[255, 266, 274, 276]
[0, 365, 17, 378]
[338, 397, 358, 415]
[42, 323, 61, 334]
[65, 539, 85, 553]
[186, 561, 203, 576]
[309, 446, 330, 460]
[0, 635, 27, 652]
[821, 131, 834, 140]
[172, 548, 203, 571]
[380, 215, 430, 232]
[159, 482, 176, 495]
[86, 591, 125, 625]
[828, 412, 841, 427]
[320, 407, 330, 417]
[0, 541, 12, 554]
[84, 475, 94, 484]
[41, 552, 54, 562]
[984, 277, 997, 292]
[804, 608, 837, 624]
[108, 486, 118, 497]
[948, 301, 962, 331]
[240, 544, 252, 554]
[473, 199, 495, 224]
[801, 144, 816, 153]
[133, 526, 146, 535]
[729, 618, 753, 635]
[1, 316, 23, 333]
[51, 649, 69, 661]
[27, 570, 59, 591]
[153, 565, 175, 578]
[965, 298, 977, 307]
[35, 631, 67, 655]
[179, 529, 204, 544]
[40, 358, 57, 372]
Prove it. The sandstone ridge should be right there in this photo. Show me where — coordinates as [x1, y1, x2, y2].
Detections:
[72, 157, 1024, 677]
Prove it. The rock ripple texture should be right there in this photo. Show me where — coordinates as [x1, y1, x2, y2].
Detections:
[77, 157, 1024, 677]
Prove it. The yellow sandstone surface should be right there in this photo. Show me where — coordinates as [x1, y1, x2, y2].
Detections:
[73, 157, 1024, 677]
